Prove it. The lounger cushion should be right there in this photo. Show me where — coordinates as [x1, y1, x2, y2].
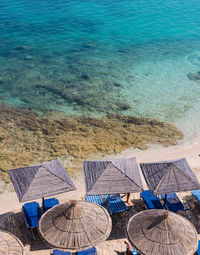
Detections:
[44, 198, 59, 212]
[104, 194, 128, 214]
[140, 190, 164, 209]
[23, 201, 42, 228]
[192, 189, 200, 203]
[161, 193, 184, 212]
[85, 195, 105, 207]
[77, 247, 97, 255]
[197, 240, 200, 255]
[52, 249, 70, 255]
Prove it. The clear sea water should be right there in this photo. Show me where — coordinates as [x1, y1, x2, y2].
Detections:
[1, 0, 200, 139]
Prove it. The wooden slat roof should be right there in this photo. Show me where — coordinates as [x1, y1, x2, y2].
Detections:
[84, 158, 143, 195]
[140, 158, 200, 195]
[127, 209, 198, 255]
[0, 229, 25, 255]
[8, 160, 76, 202]
[38, 200, 112, 252]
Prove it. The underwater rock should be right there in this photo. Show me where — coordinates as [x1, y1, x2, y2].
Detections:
[81, 73, 91, 80]
[15, 45, 33, 51]
[116, 102, 131, 111]
[187, 72, 200, 82]
[0, 105, 183, 181]
[82, 43, 96, 49]
[113, 82, 123, 87]
[118, 48, 132, 53]
[24, 55, 33, 60]
[0, 78, 4, 84]
[4, 50, 19, 57]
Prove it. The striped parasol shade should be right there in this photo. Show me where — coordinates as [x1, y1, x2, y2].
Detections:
[0, 229, 25, 255]
[127, 209, 198, 255]
[38, 200, 112, 252]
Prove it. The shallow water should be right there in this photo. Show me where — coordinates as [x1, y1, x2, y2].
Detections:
[1, 0, 200, 139]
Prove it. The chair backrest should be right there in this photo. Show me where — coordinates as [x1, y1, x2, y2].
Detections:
[85, 195, 105, 208]
[141, 190, 164, 209]
[161, 193, 184, 212]
[52, 249, 71, 255]
[23, 201, 42, 228]
[77, 247, 97, 255]
[104, 194, 128, 214]
[197, 240, 200, 255]
[109, 194, 120, 201]
[44, 198, 59, 212]
[192, 189, 200, 203]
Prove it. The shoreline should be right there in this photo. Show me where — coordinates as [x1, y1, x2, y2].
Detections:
[116, 134, 200, 168]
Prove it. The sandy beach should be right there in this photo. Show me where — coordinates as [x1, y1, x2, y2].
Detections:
[0, 138, 200, 255]
[1, 0, 200, 254]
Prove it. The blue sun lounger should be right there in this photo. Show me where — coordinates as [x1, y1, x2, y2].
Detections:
[85, 195, 106, 208]
[140, 190, 164, 209]
[77, 247, 97, 255]
[23, 201, 42, 228]
[197, 240, 200, 255]
[51, 250, 70, 255]
[44, 198, 59, 212]
[23, 201, 42, 239]
[104, 194, 128, 214]
[192, 189, 200, 203]
[161, 193, 184, 212]
[51, 247, 97, 255]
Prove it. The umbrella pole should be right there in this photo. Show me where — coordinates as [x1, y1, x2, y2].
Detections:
[42, 197, 45, 213]
[107, 194, 110, 210]
[164, 194, 167, 207]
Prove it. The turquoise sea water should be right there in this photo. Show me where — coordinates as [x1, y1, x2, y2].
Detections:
[1, 0, 200, 138]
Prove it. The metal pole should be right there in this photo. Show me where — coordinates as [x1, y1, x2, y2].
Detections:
[164, 194, 167, 207]
[42, 197, 45, 213]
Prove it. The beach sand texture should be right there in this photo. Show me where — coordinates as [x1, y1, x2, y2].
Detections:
[0, 140, 200, 255]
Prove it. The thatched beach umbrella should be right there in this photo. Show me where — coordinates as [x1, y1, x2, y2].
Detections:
[127, 209, 198, 255]
[140, 158, 200, 196]
[84, 158, 143, 195]
[38, 200, 112, 252]
[0, 229, 25, 255]
[8, 160, 76, 203]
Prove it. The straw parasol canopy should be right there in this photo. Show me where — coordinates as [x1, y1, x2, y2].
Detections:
[84, 158, 143, 195]
[140, 158, 200, 195]
[38, 200, 112, 252]
[0, 229, 25, 255]
[8, 160, 76, 202]
[127, 209, 198, 255]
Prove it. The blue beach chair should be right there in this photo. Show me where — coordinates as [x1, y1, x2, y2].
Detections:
[140, 190, 164, 209]
[85, 195, 106, 208]
[197, 240, 200, 255]
[192, 189, 200, 203]
[104, 194, 128, 214]
[51, 250, 70, 255]
[44, 198, 59, 212]
[77, 247, 97, 255]
[22, 201, 42, 239]
[161, 193, 184, 212]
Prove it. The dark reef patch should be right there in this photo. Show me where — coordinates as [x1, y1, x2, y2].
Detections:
[0, 105, 183, 181]
[0, 46, 133, 114]
[187, 71, 200, 82]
